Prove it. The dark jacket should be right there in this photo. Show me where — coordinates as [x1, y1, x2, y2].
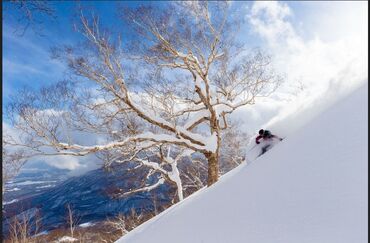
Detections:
[255, 130, 280, 144]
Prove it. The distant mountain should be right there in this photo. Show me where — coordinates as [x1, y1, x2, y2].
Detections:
[3, 165, 70, 205]
[2, 162, 176, 235]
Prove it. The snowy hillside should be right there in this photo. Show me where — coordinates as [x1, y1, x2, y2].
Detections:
[116, 83, 368, 243]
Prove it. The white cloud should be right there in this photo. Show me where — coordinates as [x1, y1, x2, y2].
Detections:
[43, 155, 81, 170]
[301, 1, 368, 43]
[240, 1, 368, 137]
[3, 119, 101, 174]
[3, 58, 45, 75]
[248, 1, 299, 49]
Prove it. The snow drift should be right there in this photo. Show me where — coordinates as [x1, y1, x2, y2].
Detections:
[116, 83, 368, 243]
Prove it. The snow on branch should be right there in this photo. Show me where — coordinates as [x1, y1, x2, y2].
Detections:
[118, 177, 165, 197]
[56, 131, 217, 156]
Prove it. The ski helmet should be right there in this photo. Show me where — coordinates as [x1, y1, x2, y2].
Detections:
[259, 129, 264, 135]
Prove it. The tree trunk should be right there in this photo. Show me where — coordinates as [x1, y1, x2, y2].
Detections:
[175, 180, 184, 201]
[206, 114, 221, 186]
[205, 152, 219, 186]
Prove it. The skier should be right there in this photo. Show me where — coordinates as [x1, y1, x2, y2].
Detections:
[255, 129, 283, 156]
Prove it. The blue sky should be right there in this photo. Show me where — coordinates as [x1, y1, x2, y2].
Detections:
[2, 1, 182, 108]
[3, 1, 367, 172]
[3, 1, 366, 104]
[3, 1, 114, 105]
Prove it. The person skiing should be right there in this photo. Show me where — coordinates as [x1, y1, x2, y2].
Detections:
[255, 129, 283, 156]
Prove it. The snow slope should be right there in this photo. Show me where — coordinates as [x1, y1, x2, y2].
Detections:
[116, 83, 368, 243]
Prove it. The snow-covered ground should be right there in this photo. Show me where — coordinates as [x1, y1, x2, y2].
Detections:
[3, 199, 19, 206]
[78, 222, 95, 228]
[116, 83, 368, 243]
[13, 180, 57, 186]
[54, 236, 78, 242]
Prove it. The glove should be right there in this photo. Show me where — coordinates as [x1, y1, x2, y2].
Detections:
[256, 141, 260, 144]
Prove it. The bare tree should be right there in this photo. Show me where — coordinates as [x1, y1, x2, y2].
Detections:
[8, 213, 31, 243]
[3, 0, 56, 36]
[219, 120, 249, 174]
[66, 203, 80, 238]
[103, 209, 148, 242]
[2, 138, 27, 195]
[180, 155, 208, 195]
[6, 208, 41, 243]
[106, 213, 129, 236]
[114, 145, 193, 201]
[5, 2, 281, 190]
